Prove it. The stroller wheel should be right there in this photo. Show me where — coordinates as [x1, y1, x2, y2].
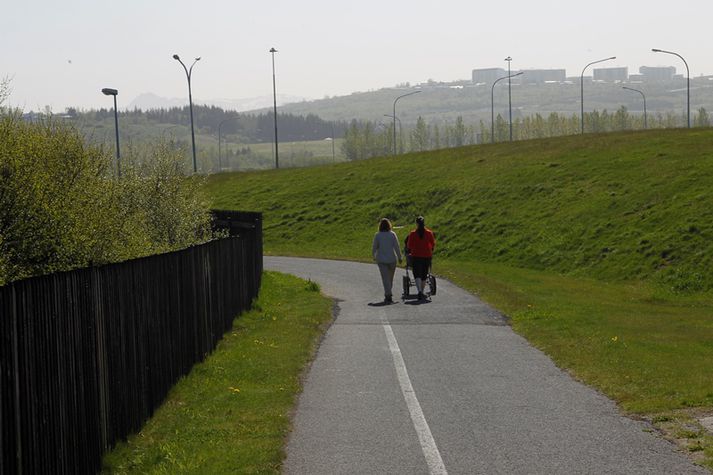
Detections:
[428, 275, 437, 296]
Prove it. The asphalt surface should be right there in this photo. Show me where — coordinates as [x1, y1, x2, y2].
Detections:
[265, 257, 706, 475]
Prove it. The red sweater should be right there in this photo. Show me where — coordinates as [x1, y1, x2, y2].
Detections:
[406, 228, 435, 258]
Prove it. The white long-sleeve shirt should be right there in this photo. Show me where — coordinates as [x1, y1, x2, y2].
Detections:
[372, 230, 403, 264]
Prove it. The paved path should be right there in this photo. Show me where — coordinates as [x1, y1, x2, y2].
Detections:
[266, 257, 706, 475]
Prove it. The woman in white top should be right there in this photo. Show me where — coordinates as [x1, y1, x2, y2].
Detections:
[372, 218, 403, 303]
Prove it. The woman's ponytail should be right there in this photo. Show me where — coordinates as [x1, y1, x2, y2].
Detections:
[416, 216, 425, 238]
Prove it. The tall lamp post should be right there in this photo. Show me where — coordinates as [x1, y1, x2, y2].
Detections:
[622, 86, 647, 129]
[652, 48, 690, 128]
[384, 114, 403, 153]
[173, 54, 201, 173]
[101, 88, 121, 178]
[330, 123, 336, 161]
[491, 72, 523, 143]
[581, 56, 616, 134]
[392, 90, 421, 155]
[269, 47, 279, 168]
[505, 56, 514, 141]
[218, 117, 240, 172]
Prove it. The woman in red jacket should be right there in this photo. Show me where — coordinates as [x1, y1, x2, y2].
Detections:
[405, 216, 435, 300]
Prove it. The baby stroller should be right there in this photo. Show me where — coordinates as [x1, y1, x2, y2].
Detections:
[402, 253, 437, 298]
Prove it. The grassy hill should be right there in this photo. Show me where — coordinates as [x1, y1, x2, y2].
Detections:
[209, 128, 713, 291]
[207, 130, 713, 467]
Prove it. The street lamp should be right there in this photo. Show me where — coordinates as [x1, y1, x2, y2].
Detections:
[384, 114, 403, 153]
[101, 87, 121, 178]
[330, 123, 336, 161]
[652, 48, 690, 128]
[581, 56, 616, 134]
[270, 47, 279, 168]
[392, 90, 422, 155]
[173, 54, 201, 173]
[218, 117, 240, 172]
[491, 72, 523, 143]
[505, 56, 514, 141]
[622, 86, 647, 129]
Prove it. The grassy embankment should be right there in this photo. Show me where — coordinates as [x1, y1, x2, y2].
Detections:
[102, 272, 332, 473]
[208, 128, 713, 467]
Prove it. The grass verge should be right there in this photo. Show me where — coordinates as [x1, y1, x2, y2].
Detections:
[101, 271, 333, 474]
[438, 259, 713, 469]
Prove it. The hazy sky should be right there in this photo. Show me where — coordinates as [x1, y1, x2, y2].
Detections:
[3, 0, 712, 111]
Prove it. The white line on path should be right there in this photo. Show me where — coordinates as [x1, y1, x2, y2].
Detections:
[382, 321, 448, 475]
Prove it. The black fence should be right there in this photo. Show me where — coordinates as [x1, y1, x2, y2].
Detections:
[1, 211, 262, 474]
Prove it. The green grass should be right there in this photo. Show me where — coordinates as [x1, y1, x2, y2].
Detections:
[206, 129, 713, 468]
[437, 260, 713, 414]
[243, 138, 345, 161]
[209, 129, 713, 290]
[449, 260, 713, 470]
[101, 271, 332, 474]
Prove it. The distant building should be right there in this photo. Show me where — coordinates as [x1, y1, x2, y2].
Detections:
[639, 66, 676, 81]
[472, 68, 507, 84]
[520, 69, 566, 84]
[593, 67, 628, 82]
[628, 74, 644, 82]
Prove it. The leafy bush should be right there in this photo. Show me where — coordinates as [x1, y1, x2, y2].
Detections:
[114, 141, 212, 257]
[0, 112, 211, 285]
[0, 76, 10, 109]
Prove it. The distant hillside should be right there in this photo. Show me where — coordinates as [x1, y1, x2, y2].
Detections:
[207, 129, 713, 292]
[274, 78, 713, 127]
[128, 92, 310, 112]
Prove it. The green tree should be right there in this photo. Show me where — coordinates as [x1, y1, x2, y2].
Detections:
[341, 120, 362, 160]
[613, 106, 629, 131]
[120, 142, 210, 252]
[340, 120, 393, 160]
[694, 107, 710, 127]
[0, 113, 211, 285]
[0, 113, 111, 282]
[495, 114, 508, 142]
[0, 76, 10, 109]
[478, 120, 489, 144]
[431, 124, 441, 150]
[532, 113, 546, 139]
[453, 116, 467, 147]
[546, 112, 561, 137]
[409, 116, 430, 152]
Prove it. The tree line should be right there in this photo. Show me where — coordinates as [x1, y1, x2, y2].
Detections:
[81, 106, 348, 143]
[341, 108, 711, 160]
[342, 116, 478, 160]
[480, 106, 710, 143]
